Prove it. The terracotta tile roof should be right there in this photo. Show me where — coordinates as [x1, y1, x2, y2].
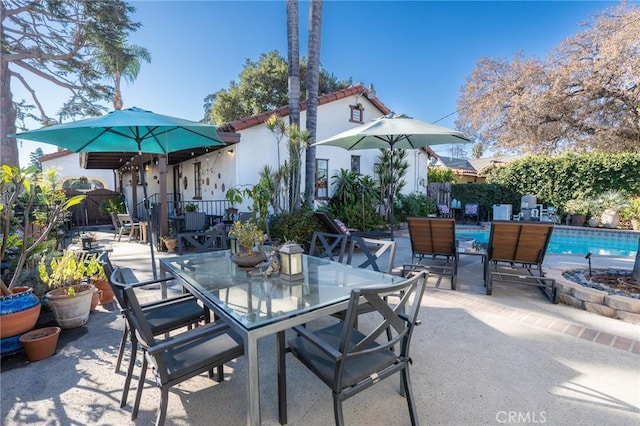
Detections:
[220, 83, 392, 132]
[38, 149, 73, 162]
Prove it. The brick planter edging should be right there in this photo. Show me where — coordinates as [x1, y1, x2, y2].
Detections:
[548, 270, 640, 325]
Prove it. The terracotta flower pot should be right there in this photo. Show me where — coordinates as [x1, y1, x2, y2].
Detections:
[163, 238, 178, 253]
[19, 326, 61, 362]
[93, 279, 115, 305]
[0, 287, 41, 339]
[90, 288, 103, 311]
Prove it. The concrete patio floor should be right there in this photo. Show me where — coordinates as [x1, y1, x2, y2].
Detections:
[1, 229, 639, 425]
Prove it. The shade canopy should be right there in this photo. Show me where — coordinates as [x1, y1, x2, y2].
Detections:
[313, 113, 470, 240]
[10, 106, 226, 154]
[11, 106, 227, 279]
[312, 113, 470, 150]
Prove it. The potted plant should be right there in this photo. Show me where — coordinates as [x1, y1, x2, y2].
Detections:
[160, 233, 178, 253]
[228, 219, 266, 267]
[621, 197, 640, 230]
[224, 187, 243, 221]
[564, 198, 590, 226]
[0, 166, 84, 354]
[86, 255, 113, 305]
[596, 190, 629, 229]
[184, 203, 198, 212]
[39, 251, 95, 329]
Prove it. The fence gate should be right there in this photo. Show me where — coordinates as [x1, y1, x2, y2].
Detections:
[66, 188, 122, 227]
[427, 182, 452, 207]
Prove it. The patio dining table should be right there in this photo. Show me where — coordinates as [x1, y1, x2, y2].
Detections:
[159, 250, 405, 426]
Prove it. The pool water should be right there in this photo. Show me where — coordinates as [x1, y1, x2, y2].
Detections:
[456, 227, 639, 257]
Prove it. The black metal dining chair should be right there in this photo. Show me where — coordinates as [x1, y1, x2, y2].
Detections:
[287, 271, 427, 426]
[123, 285, 244, 426]
[308, 231, 348, 263]
[106, 260, 210, 409]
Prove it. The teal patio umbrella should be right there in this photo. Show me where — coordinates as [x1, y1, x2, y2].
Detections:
[11, 107, 226, 277]
[313, 113, 471, 239]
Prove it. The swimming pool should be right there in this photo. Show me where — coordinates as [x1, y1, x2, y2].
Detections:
[456, 225, 639, 257]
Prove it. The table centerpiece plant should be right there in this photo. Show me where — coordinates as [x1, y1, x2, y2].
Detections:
[228, 219, 267, 268]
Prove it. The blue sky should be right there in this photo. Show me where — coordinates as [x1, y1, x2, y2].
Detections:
[16, 0, 616, 166]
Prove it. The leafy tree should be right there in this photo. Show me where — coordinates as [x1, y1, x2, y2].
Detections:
[28, 148, 44, 173]
[376, 149, 409, 221]
[456, 3, 640, 154]
[1, 0, 141, 168]
[95, 37, 151, 110]
[205, 50, 351, 124]
[428, 167, 456, 183]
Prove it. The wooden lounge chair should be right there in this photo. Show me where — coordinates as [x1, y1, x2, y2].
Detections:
[313, 211, 391, 239]
[485, 221, 558, 303]
[406, 217, 458, 289]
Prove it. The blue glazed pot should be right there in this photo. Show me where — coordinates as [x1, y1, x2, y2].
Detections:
[0, 287, 42, 354]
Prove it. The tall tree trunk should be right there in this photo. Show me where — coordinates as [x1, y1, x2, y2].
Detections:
[287, 0, 300, 127]
[286, 0, 301, 212]
[304, 0, 322, 208]
[113, 71, 123, 110]
[1, 19, 19, 168]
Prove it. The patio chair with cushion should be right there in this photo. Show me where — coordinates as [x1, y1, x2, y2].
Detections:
[437, 203, 452, 218]
[287, 271, 427, 426]
[463, 203, 480, 224]
[485, 221, 558, 303]
[123, 285, 244, 426]
[406, 217, 458, 289]
[313, 211, 392, 240]
[335, 236, 398, 336]
[308, 231, 348, 263]
[106, 260, 210, 409]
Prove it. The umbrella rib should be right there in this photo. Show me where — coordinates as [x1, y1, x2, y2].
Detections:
[75, 129, 111, 152]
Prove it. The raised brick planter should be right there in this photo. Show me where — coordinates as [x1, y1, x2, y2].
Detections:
[548, 269, 640, 324]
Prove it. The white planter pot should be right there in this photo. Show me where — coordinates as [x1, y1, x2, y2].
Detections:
[45, 284, 94, 329]
[600, 209, 620, 229]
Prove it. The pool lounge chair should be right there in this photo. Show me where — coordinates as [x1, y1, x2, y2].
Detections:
[406, 217, 458, 289]
[485, 221, 558, 303]
[313, 211, 391, 239]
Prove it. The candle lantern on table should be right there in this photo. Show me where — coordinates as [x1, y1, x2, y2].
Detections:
[279, 243, 304, 281]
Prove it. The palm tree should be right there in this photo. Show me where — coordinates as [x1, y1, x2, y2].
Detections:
[96, 38, 151, 110]
[287, 0, 302, 211]
[286, 1, 300, 127]
[304, 0, 322, 208]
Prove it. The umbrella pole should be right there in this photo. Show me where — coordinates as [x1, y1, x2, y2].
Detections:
[138, 151, 158, 279]
[389, 148, 394, 241]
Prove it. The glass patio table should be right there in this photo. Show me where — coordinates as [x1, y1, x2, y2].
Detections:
[159, 250, 405, 426]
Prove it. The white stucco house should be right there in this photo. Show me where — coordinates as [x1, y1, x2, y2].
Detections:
[39, 150, 116, 191]
[119, 83, 432, 216]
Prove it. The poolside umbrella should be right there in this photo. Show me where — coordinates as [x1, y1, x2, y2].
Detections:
[11, 106, 226, 277]
[313, 113, 471, 239]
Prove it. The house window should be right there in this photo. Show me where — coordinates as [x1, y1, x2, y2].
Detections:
[193, 162, 202, 199]
[350, 104, 364, 123]
[316, 159, 329, 199]
[351, 155, 361, 174]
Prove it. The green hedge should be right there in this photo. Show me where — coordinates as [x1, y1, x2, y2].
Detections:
[451, 184, 521, 221]
[482, 153, 640, 213]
